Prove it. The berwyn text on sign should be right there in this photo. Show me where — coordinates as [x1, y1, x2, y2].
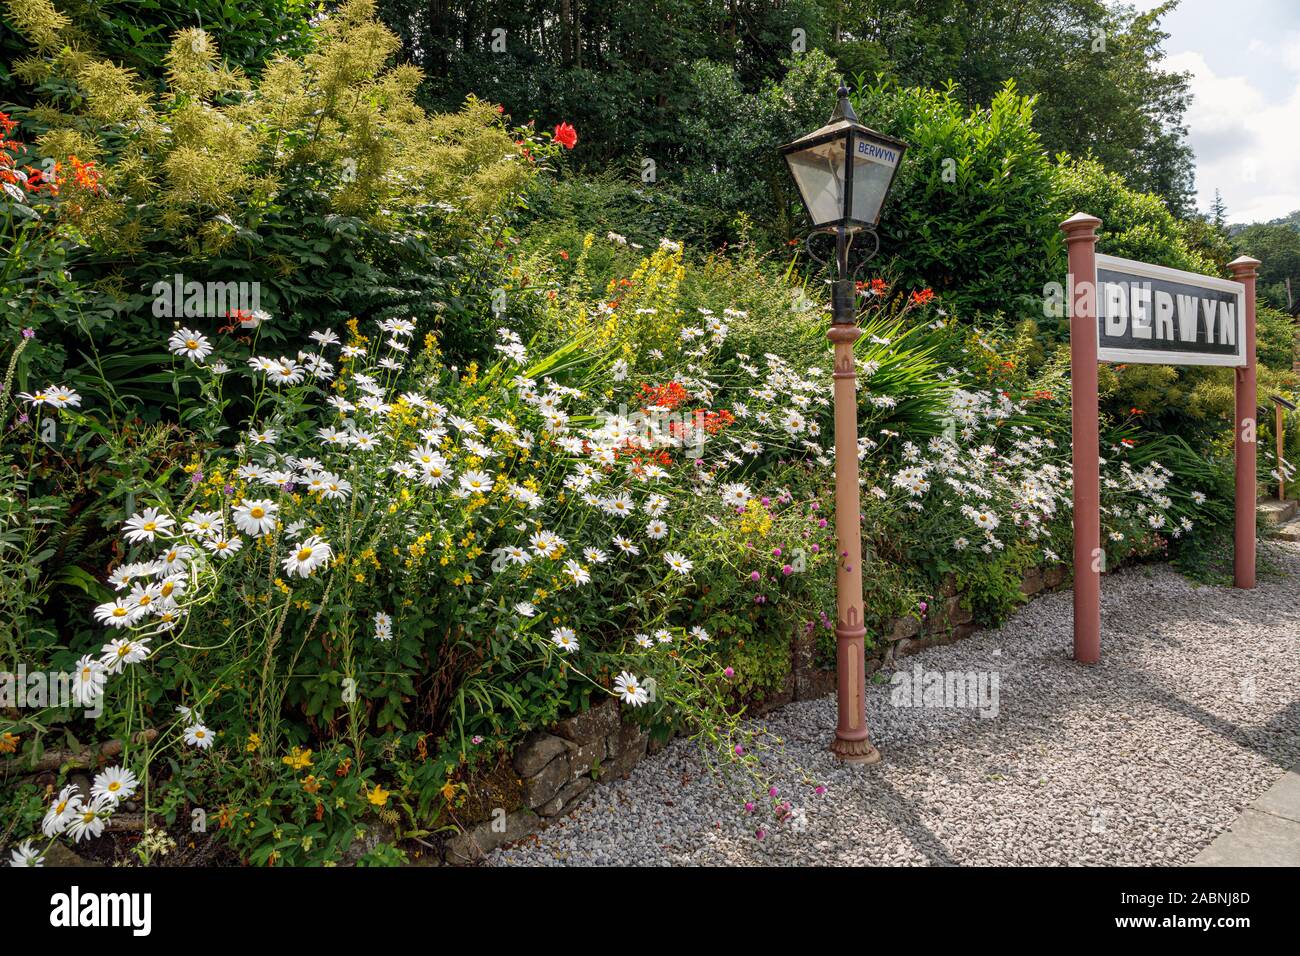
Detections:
[1094, 254, 1246, 367]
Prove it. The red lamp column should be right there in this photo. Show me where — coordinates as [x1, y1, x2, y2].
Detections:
[828, 251, 879, 764]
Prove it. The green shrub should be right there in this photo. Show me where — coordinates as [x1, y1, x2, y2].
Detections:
[3, 0, 550, 412]
[851, 78, 1061, 318]
[1053, 156, 1216, 275]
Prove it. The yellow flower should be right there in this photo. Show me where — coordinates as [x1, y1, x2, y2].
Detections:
[0, 732, 19, 754]
[282, 746, 313, 771]
[245, 732, 261, 753]
[367, 784, 391, 807]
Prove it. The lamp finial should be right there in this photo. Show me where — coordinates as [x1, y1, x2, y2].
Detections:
[831, 82, 859, 124]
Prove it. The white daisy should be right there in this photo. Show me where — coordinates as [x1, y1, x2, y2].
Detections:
[663, 551, 693, 575]
[613, 671, 649, 707]
[67, 794, 114, 842]
[281, 536, 333, 578]
[93, 598, 142, 629]
[563, 559, 591, 586]
[603, 493, 635, 517]
[269, 357, 304, 386]
[184, 722, 214, 749]
[203, 535, 243, 559]
[550, 627, 579, 653]
[8, 839, 44, 867]
[459, 469, 494, 495]
[70, 655, 105, 705]
[529, 530, 564, 558]
[309, 329, 341, 346]
[42, 786, 82, 837]
[721, 483, 752, 507]
[154, 544, 194, 573]
[46, 386, 82, 409]
[91, 765, 139, 805]
[168, 328, 213, 363]
[123, 507, 174, 544]
[99, 637, 151, 674]
[182, 511, 224, 537]
[232, 499, 278, 537]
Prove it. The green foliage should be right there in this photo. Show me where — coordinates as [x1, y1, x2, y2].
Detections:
[1053, 157, 1215, 275]
[1233, 222, 1300, 311]
[375, 0, 1195, 218]
[1258, 305, 1299, 371]
[1, 0, 314, 102]
[852, 79, 1061, 317]
[952, 542, 1035, 626]
[1178, 214, 1235, 278]
[523, 170, 710, 253]
[4, 0, 548, 414]
[0, 0, 1275, 871]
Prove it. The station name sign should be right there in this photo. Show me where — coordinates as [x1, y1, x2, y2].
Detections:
[854, 138, 899, 167]
[1095, 254, 1246, 367]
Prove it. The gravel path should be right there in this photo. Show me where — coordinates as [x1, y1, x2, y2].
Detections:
[491, 542, 1300, 866]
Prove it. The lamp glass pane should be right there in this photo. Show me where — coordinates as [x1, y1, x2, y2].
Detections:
[786, 137, 847, 227]
[849, 133, 901, 224]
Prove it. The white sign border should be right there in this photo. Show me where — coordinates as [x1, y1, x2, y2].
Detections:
[1094, 253, 1246, 368]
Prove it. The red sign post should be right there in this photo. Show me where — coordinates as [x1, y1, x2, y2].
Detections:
[1229, 256, 1260, 589]
[1061, 214, 1258, 663]
[1062, 213, 1102, 664]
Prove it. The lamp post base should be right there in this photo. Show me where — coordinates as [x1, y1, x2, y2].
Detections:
[830, 735, 881, 765]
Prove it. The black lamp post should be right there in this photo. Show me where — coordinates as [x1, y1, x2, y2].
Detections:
[780, 84, 907, 763]
[780, 84, 908, 321]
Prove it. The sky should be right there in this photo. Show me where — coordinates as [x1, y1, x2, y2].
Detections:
[1118, 0, 1300, 224]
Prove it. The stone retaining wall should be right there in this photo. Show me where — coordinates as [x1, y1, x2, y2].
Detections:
[443, 696, 660, 863]
[766, 566, 1067, 713]
[442, 563, 1067, 864]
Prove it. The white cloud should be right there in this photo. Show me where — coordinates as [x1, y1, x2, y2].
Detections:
[1168, 47, 1300, 222]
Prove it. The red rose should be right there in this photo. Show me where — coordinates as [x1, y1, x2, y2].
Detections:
[553, 122, 578, 149]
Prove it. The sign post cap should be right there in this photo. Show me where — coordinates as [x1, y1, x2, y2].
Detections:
[1228, 255, 1262, 275]
[1060, 211, 1102, 233]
